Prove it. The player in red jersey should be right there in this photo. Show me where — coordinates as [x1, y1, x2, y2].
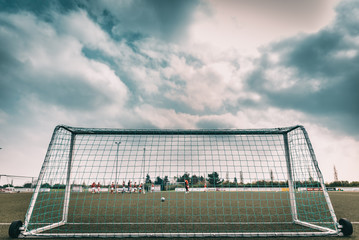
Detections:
[185, 180, 189, 193]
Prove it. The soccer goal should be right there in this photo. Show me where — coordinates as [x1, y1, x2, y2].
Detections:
[9, 125, 353, 238]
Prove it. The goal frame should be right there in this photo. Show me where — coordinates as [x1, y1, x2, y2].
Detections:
[19, 125, 340, 238]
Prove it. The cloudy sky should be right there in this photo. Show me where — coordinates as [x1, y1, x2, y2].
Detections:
[0, 0, 358, 184]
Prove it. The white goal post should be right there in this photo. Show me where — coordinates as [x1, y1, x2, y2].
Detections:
[11, 125, 350, 238]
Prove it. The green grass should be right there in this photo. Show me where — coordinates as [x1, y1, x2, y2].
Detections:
[1, 191, 358, 239]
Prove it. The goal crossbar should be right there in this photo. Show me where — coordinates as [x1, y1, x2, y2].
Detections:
[58, 125, 301, 135]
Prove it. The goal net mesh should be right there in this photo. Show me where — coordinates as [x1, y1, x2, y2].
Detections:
[22, 125, 338, 237]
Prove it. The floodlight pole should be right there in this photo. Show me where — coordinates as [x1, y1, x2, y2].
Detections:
[115, 142, 121, 189]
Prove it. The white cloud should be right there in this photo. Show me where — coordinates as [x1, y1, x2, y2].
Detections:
[1, 11, 129, 109]
[159, 52, 259, 112]
[333, 49, 357, 59]
[134, 104, 198, 128]
[188, 0, 338, 56]
[128, 66, 161, 95]
[263, 66, 297, 90]
[56, 10, 133, 59]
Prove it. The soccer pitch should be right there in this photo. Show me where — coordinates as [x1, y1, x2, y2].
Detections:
[1, 191, 358, 239]
[26, 191, 334, 234]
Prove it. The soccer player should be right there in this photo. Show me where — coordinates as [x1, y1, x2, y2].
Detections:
[97, 182, 101, 194]
[139, 183, 142, 194]
[122, 181, 126, 193]
[204, 182, 207, 192]
[134, 182, 137, 193]
[91, 182, 96, 194]
[151, 183, 154, 193]
[185, 179, 189, 194]
[128, 180, 131, 193]
[110, 182, 115, 194]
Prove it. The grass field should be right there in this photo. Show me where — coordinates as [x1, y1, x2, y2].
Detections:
[0, 191, 358, 239]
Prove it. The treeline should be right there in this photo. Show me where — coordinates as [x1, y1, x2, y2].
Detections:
[326, 181, 359, 187]
[144, 172, 359, 189]
[2, 173, 359, 189]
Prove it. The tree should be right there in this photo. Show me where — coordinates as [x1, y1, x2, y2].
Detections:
[52, 183, 66, 189]
[23, 183, 32, 188]
[163, 176, 169, 190]
[234, 177, 238, 185]
[207, 172, 223, 186]
[41, 183, 51, 188]
[163, 176, 169, 185]
[145, 174, 152, 183]
[177, 172, 190, 183]
[191, 175, 199, 185]
[155, 176, 163, 185]
[270, 169, 274, 182]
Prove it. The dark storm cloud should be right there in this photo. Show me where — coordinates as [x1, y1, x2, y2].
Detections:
[196, 119, 233, 129]
[137, 0, 200, 40]
[246, 0, 359, 138]
[78, 0, 200, 42]
[0, 0, 200, 41]
[0, 0, 79, 17]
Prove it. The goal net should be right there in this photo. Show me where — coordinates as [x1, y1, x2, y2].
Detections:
[20, 125, 340, 237]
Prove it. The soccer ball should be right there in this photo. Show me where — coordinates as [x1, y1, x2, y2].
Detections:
[161, 197, 165, 202]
